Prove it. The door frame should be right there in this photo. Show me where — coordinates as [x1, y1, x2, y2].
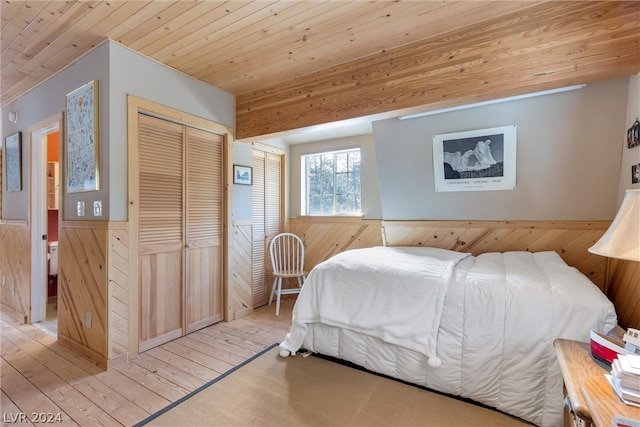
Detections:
[127, 95, 233, 359]
[28, 114, 62, 324]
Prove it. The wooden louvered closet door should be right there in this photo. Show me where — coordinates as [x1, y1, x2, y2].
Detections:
[185, 127, 223, 332]
[251, 150, 283, 307]
[138, 114, 184, 351]
[138, 114, 224, 352]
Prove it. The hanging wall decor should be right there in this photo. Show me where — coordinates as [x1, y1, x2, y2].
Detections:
[66, 80, 99, 193]
[432, 125, 517, 192]
[233, 164, 253, 185]
[4, 131, 22, 192]
[628, 118, 640, 149]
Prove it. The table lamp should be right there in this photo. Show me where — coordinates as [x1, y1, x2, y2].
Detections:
[588, 189, 640, 362]
[589, 189, 640, 262]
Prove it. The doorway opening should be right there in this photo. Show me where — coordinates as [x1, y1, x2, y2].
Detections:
[29, 115, 62, 336]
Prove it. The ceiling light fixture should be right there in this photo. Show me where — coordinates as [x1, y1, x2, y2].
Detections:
[398, 84, 586, 120]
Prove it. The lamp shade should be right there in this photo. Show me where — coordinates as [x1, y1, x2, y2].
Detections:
[588, 189, 640, 262]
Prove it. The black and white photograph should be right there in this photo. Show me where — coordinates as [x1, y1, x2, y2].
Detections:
[433, 125, 517, 192]
[633, 163, 640, 184]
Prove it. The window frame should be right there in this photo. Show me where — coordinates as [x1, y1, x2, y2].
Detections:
[301, 146, 362, 217]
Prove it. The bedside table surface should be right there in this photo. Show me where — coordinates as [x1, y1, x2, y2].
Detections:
[582, 375, 640, 427]
[555, 338, 640, 427]
[554, 339, 607, 423]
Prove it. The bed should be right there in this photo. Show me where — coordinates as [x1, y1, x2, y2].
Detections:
[278, 246, 618, 427]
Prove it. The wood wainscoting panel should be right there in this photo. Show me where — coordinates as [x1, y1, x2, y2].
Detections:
[108, 225, 130, 361]
[287, 217, 383, 271]
[382, 220, 610, 289]
[286, 217, 639, 335]
[230, 221, 253, 319]
[0, 221, 30, 322]
[58, 221, 109, 366]
[608, 259, 640, 329]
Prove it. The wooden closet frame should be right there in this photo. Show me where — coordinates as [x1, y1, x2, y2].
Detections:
[126, 96, 234, 360]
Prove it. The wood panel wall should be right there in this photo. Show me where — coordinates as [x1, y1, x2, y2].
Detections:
[230, 221, 253, 320]
[609, 259, 640, 329]
[0, 221, 30, 322]
[287, 217, 640, 329]
[287, 217, 384, 270]
[57, 221, 128, 370]
[108, 226, 130, 361]
[382, 220, 610, 289]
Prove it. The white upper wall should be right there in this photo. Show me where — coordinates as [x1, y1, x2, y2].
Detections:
[373, 77, 631, 220]
[1, 40, 235, 221]
[619, 75, 640, 205]
[108, 41, 234, 220]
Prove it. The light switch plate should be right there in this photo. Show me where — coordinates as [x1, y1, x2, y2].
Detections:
[77, 201, 85, 216]
[93, 200, 102, 216]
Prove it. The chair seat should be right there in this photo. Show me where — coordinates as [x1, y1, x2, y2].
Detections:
[274, 270, 307, 278]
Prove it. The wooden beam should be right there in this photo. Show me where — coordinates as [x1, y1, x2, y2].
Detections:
[236, 1, 640, 140]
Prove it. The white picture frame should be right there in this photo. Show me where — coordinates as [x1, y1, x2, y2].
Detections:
[432, 125, 517, 192]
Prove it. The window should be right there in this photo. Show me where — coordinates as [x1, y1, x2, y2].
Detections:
[302, 148, 361, 216]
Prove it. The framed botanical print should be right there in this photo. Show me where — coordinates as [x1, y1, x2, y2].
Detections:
[66, 80, 99, 192]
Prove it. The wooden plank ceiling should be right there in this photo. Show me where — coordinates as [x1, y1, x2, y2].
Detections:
[2, 1, 639, 140]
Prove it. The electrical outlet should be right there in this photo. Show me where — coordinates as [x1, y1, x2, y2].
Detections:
[85, 312, 92, 328]
[11, 284, 15, 296]
[77, 201, 85, 216]
[93, 200, 102, 216]
[1, 275, 5, 287]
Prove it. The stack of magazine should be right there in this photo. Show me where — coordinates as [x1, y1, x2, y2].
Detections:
[607, 353, 640, 407]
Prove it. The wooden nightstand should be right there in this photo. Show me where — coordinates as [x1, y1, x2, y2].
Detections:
[554, 338, 640, 427]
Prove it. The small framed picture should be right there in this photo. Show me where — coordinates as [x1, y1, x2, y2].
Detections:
[629, 119, 640, 149]
[233, 165, 252, 185]
[632, 163, 640, 184]
[4, 131, 22, 192]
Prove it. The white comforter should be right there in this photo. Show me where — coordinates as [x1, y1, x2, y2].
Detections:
[280, 246, 470, 367]
[279, 247, 618, 427]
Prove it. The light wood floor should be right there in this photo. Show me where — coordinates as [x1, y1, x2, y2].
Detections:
[1, 299, 294, 426]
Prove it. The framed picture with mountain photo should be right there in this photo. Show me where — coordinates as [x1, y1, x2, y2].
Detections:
[433, 125, 517, 192]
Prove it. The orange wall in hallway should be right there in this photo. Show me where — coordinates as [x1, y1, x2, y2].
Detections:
[47, 132, 59, 162]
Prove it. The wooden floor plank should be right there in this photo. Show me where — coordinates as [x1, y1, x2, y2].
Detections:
[1, 301, 293, 426]
[0, 360, 68, 426]
[1, 338, 116, 426]
[160, 340, 235, 374]
[197, 326, 268, 352]
[144, 346, 220, 382]
[114, 361, 191, 403]
[2, 321, 149, 425]
[92, 368, 171, 414]
[178, 334, 249, 366]
[130, 352, 207, 391]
